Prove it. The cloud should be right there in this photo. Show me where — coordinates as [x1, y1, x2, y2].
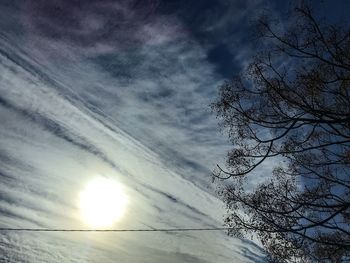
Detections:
[24, 1, 157, 47]
[0, 0, 268, 262]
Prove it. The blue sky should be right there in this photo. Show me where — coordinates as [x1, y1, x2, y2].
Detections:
[0, 0, 348, 262]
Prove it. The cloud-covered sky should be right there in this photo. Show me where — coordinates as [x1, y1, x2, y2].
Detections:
[4, 0, 348, 262]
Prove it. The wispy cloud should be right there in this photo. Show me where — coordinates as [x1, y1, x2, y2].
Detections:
[0, 1, 267, 262]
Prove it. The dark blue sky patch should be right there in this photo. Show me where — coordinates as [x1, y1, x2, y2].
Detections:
[207, 43, 239, 77]
[156, 0, 262, 77]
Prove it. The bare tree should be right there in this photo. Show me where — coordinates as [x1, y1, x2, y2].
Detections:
[212, 4, 350, 263]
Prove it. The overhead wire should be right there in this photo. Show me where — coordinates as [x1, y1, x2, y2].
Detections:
[0, 227, 231, 232]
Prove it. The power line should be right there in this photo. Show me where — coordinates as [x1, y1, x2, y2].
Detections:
[0, 227, 230, 232]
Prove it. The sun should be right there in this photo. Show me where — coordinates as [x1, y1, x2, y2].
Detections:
[78, 177, 128, 228]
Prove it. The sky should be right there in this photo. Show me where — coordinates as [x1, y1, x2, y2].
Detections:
[0, 0, 349, 262]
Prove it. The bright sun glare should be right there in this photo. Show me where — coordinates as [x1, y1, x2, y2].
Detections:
[79, 177, 128, 228]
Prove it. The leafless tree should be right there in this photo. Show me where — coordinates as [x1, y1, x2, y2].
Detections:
[212, 4, 350, 262]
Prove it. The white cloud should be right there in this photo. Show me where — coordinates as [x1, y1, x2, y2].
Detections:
[0, 1, 267, 262]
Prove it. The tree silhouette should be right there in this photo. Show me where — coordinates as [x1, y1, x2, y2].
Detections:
[212, 4, 350, 262]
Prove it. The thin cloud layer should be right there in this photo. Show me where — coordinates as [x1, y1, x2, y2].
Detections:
[0, 0, 267, 262]
[25, 0, 159, 48]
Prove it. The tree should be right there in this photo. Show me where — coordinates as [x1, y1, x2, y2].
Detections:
[212, 4, 350, 263]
